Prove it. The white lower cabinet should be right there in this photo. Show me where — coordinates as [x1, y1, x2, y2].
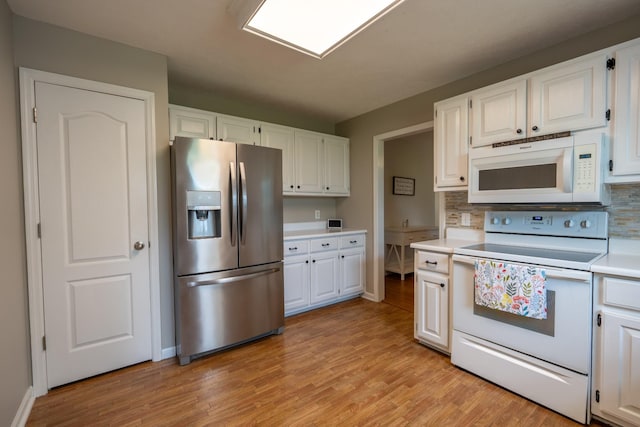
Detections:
[284, 232, 365, 316]
[413, 249, 452, 353]
[592, 274, 640, 427]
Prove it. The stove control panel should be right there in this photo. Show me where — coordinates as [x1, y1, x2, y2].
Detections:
[484, 211, 608, 239]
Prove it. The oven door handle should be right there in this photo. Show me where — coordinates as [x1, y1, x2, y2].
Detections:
[452, 254, 592, 282]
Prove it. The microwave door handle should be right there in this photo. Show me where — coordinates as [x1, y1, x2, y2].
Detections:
[563, 148, 573, 193]
[229, 162, 237, 247]
[239, 161, 248, 245]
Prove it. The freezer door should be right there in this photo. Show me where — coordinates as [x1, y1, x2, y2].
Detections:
[172, 137, 238, 275]
[175, 262, 284, 363]
[237, 144, 283, 267]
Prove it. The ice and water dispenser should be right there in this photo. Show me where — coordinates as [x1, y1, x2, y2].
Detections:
[186, 190, 221, 239]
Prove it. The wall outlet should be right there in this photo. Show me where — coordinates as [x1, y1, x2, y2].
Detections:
[315, 210, 321, 220]
[461, 212, 471, 227]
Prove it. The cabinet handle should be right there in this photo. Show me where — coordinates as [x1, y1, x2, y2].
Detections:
[350, 240, 357, 244]
[425, 260, 437, 265]
[516, 128, 522, 134]
[288, 247, 298, 251]
[440, 283, 445, 288]
[532, 125, 539, 131]
[321, 243, 330, 247]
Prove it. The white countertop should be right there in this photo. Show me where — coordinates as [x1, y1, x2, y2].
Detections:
[409, 227, 483, 254]
[283, 221, 367, 240]
[591, 238, 640, 279]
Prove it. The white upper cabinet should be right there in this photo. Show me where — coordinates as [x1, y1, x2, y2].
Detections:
[261, 123, 295, 192]
[470, 80, 527, 147]
[294, 130, 325, 194]
[610, 41, 640, 181]
[529, 53, 607, 136]
[323, 135, 350, 195]
[469, 53, 608, 148]
[434, 94, 469, 191]
[169, 105, 216, 141]
[216, 114, 260, 145]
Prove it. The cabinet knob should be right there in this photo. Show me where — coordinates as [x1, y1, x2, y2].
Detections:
[516, 128, 522, 134]
[532, 125, 539, 131]
[312, 259, 316, 263]
[297, 185, 300, 189]
[459, 176, 465, 182]
[305, 260, 309, 264]
[440, 283, 445, 288]
[290, 185, 294, 189]
[341, 255, 345, 259]
[326, 187, 330, 190]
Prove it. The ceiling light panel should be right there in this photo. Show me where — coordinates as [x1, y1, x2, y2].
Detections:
[244, 0, 404, 58]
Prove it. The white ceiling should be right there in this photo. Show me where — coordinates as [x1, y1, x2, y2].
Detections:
[8, 0, 640, 123]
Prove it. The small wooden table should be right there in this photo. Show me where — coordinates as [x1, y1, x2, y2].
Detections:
[385, 226, 439, 280]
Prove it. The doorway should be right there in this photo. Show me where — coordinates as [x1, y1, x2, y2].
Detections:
[20, 68, 161, 396]
[372, 121, 443, 303]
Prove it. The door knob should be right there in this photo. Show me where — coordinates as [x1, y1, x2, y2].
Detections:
[133, 241, 145, 250]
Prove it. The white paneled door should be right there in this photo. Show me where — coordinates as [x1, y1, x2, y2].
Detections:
[36, 82, 152, 388]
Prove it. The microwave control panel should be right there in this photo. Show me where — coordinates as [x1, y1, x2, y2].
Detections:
[574, 143, 596, 192]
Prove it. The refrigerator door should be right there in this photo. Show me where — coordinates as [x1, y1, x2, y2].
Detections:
[237, 144, 283, 268]
[175, 262, 284, 364]
[172, 137, 238, 276]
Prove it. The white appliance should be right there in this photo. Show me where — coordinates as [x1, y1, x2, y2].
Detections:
[451, 211, 608, 424]
[468, 133, 610, 204]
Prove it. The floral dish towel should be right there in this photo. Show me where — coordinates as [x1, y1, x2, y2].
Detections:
[474, 259, 547, 320]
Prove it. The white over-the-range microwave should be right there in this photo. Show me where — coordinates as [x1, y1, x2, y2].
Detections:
[468, 132, 610, 205]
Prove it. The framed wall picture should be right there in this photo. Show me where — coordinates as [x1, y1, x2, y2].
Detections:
[392, 176, 415, 196]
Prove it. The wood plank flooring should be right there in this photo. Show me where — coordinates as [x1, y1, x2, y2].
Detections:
[383, 273, 414, 313]
[27, 297, 602, 426]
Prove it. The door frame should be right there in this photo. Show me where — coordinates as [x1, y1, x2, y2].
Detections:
[370, 121, 443, 302]
[19, 68, 162, 396]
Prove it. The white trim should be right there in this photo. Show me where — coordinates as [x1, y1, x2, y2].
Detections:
[11, 386, 34, 427]
[370, 122, 435, 302]
[19, 68, 162, 396]
[161, 346, 177, 360]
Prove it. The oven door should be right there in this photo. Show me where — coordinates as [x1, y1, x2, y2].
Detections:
[468, 136, 573, 204]
[452, 254, 593, 374]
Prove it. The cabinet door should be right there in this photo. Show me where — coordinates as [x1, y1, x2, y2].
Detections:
[309, 252, 339, 304]
[434, 95, 469, 190]
[470, 80, 527, 147]
[529, 54, 607, 136]
[415, 270, 449, 348]
[217, 114, 259, 145]
[261, 123, 295, 192]
[323, 135, 350, 195]
[169, 106, 216, 141]
[599, 311, 640, 425]
[611, 43, 640, 178]
[284, 255, 310, 315]
[340, 248, 364, 297]
[294, 130, 324, 193]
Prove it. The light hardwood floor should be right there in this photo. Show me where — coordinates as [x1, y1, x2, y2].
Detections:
[28, 297, 602, 426]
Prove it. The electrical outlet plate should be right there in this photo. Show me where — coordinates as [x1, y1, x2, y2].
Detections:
[461, 213, 471, 226]
[315, 210, 321, 220]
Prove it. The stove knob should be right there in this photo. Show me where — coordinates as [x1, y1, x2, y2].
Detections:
[502, 217, 511, 225]
[564, 219, 575, 228]
[580, 219, 592, 229]
[491, 217, 500, 225]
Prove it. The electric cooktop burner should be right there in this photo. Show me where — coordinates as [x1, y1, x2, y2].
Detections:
[459, 243, 603, 264]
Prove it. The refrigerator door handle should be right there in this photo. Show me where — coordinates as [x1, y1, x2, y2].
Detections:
[185, 267, 281, 288]
[229, 161, 237, 247]
[239, 161, 248, 245]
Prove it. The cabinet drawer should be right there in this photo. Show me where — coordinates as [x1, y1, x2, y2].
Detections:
[340, 235, 364, 249]
[603, 276, 640, 311]
[310, 237, 339, 252]
[284, 240, 309, 257]
[416, 251, 449, 274]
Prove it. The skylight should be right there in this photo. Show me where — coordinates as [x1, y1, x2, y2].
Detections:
[243, 0, 404, 59]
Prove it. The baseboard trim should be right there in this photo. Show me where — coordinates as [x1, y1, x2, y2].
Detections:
[161, 346, 176, 360]
[11, 386, 34, 427]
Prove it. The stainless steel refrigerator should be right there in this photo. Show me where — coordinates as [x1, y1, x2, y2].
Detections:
[171, 136, 284, 365]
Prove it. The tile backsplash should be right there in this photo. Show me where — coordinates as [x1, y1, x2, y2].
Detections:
[444, 183, 640, 239]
